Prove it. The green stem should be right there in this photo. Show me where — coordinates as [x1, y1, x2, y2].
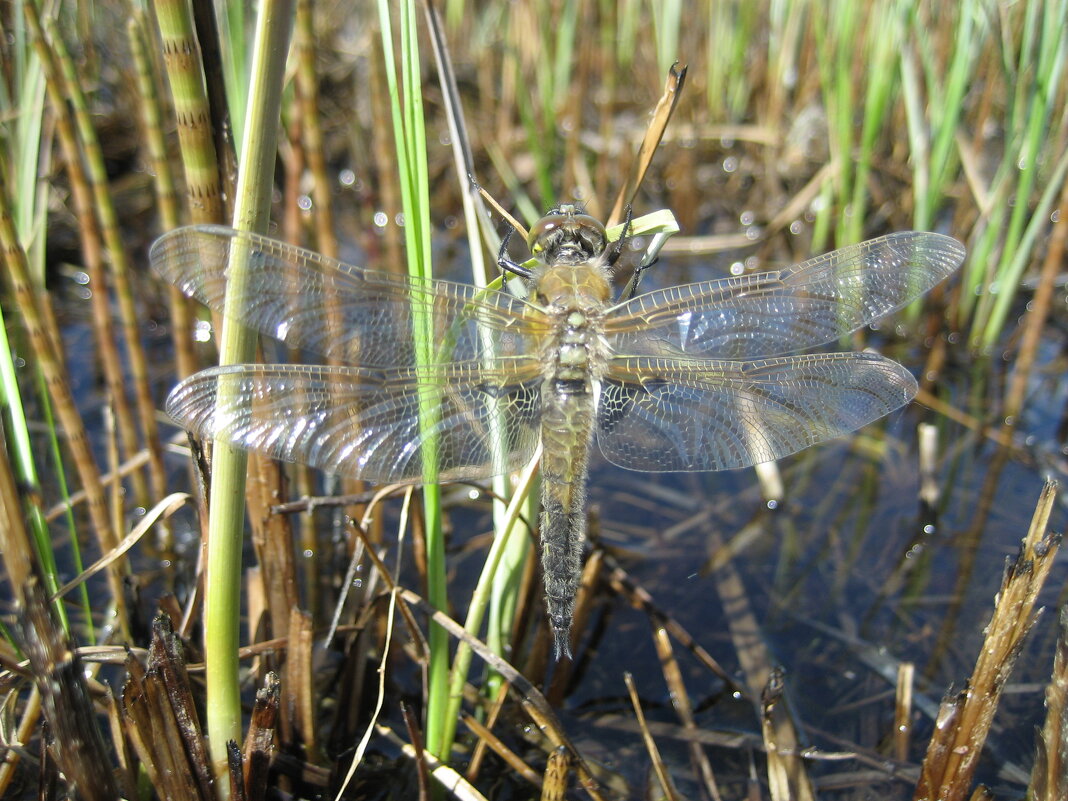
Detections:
[202, 0, 294, 793]
[375, 0, 450, 760]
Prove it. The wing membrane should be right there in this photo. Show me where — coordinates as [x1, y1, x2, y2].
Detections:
[166, 361, 543, 483]
[150, 225, 548, 365]
[606, 232, 964, 358]
[596, 352, 916, 471]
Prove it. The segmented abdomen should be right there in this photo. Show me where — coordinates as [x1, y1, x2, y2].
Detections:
[538, 383, 595, 659]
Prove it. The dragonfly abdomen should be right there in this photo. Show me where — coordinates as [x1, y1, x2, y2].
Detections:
[539, 381, 595, 660]
[534, 284, 609, 659]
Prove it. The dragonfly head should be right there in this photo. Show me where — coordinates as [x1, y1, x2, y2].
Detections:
[528, 205, 608, 266]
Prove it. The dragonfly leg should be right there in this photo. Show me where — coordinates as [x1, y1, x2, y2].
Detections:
[614, 204, 663, 301]
[605, 204, 633, 268]
[618, 253, 659, 301]
[610, 205, 655, 301]
[496, 228, 534, 279]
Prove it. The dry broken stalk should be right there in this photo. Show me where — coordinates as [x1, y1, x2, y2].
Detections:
[17, 579, 119, 801]
[1029, 605, 1067, 801]
[243, 673, 280, 799]
[913, 480, 1060, 801]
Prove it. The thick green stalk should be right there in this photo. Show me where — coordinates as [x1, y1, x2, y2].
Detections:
[201, 0, 294, 792]
[154, 0, 227, 224]
[129, 12, 197, 380]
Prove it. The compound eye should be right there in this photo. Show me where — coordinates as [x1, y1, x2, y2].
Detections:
[571, 214, 607, 248]
[527, 213, 567, 253]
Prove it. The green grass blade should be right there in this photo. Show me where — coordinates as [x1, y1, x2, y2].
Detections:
[375, 0, 450, 761]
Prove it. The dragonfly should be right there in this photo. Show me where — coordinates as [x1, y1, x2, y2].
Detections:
[151, 207, 965, 658]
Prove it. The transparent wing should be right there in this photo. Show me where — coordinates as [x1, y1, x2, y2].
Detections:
[606, 232, 964, 359]
[150, 225, 548, 365]
[596, 352, 917, 471]
[166, 361, 543, 483]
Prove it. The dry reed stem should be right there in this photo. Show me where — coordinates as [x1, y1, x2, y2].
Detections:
[373, 723, 488, 800]
[285, 607, 316, 756]
[465, 680, 512, 781]
[19, 579, 119, 801]
[895, 661, 916, 763]
[760, 667, 793, 801]
[604, 555, 738, 690]
[0, 686, 42, 797]
[349, 516, 430, 658]
[918, 423, 940, 509]
[124, 654, 186, 796]
[247, 450, 299, 642]
[0, 414, 37, 594]
[1030, 605, 1067, 801]
[0, 442, 45, 795]
[24, 2, 152, 506]
[625, 670, 681, 801]
[399, 701, 431, 801]
[243, 672, 279, 799]
[540, 746, 569, 801]
[43, 446, 159, 522]
[276, 98, 327, 618]
[294, 0, 337, 260]
[188, 0, 239, 201]
[50, 492, 189, 601]
[44, 14, 168, 503]
[367, 37, 404, 275]
[227, 740, 248, 801]
[461, 713, 542, 787]
[397, 588, 609, 801]
[913, 480, 1060, 801]
[122, 649, 182, 796]
[104, 687, 140, 799]
[913, 388, 1016, 450]
[709, 528, 815, 801]
[424, 0, 503, 276]
[652, 625, 724, 801]
[148, 614, 215, 798]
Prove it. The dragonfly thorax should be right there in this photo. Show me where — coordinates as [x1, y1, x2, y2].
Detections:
[534, 268, 611, 385]
[533, 261, 613, 308]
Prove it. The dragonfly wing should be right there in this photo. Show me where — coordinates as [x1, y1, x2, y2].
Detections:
[606, 232, 964, 358]
[150, 225, 547, 365]
[166, 361, 543, 483]
[596, 353, 917, 471]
